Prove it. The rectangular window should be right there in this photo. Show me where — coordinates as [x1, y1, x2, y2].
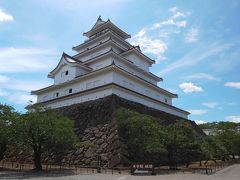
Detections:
[69, 89, 72, 94]
[165, 98, 168, 103]
[56, 92, 59, 97]
[61, 71, 68, 77]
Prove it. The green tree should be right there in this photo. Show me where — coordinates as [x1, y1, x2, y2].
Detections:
[200, 135, 227, 163]
[166, 121, 201, 168]
[215, 123, 240, 159]
[0, 104, 20, 161]
[19, 105, 79, 171]
[199, 121, 240, 161]
[116, 108, 167, 162]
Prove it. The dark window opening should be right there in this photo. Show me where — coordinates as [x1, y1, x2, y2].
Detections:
[65, 71, 68, 75]
[69, 89, 72, 93]
[165, 98, 168, 103]
[56, 92, 59, 97]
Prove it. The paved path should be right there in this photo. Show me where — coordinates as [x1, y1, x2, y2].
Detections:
[1, 164, 240, 180]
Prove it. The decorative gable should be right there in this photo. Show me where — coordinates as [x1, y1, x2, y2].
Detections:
[48, 53, 92, 85]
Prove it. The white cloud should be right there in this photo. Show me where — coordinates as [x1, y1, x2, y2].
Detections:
[195, 120, 207, 124]
[202, 102, 218, 108]
[131, 30, 167, 60]
[179, 82, 203, 93]
[131, 6, 189, 61]
[0, 9, 13, 22]
[7, 93, 37, 106]
[183, 73, 220, 81]
[225, 116, 240, 123]
[159, 41, 233, 75]
[169, 6, 178, 13]
[185, 27, 199, 43]
[224, 82, 240, 89]
[0, 47, 58, 73]
[189, 109, 208, 115]
[152, 19, 187, 29]
[0, 75, 9, 83]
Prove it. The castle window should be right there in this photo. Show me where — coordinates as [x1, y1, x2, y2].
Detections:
[56, 92, 59, 97]
[165, 98, 168, 103]
[69, 89, 72, 94]
[65, 71, 68, 75]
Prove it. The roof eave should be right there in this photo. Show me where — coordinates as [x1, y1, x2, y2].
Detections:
[83, 21, 131, 39]
[122, 49, 155, 64]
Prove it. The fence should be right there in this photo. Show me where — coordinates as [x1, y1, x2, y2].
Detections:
[0, 161, 130, 175]
[1, 160, 238, 175]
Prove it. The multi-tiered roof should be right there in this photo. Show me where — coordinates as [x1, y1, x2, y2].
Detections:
[31, 16, 189, 118]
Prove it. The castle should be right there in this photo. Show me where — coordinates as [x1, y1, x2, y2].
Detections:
[31, 16, 189, 119]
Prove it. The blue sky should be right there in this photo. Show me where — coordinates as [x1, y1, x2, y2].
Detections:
[0, 0, 240, 124]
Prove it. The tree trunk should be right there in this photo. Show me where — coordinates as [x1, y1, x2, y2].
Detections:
[33, 145, 42, 171]
[0, 143, 7, 161]
[168, 150, 177, 170]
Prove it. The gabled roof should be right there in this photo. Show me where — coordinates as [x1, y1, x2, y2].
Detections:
[121, 46, 156, 64]
[90, 16, 106, 30]
[73, 37, 128, 59]
[73, 29, 132, 51]
[80, 49, 162, 81]
[48, 52, 92, 78]
[83, 17, 131, 39]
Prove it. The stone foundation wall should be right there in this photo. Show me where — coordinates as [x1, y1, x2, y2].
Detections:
[4, 95, 204, 167]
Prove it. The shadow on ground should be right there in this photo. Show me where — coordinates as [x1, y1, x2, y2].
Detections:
[0, 169, 75, 179]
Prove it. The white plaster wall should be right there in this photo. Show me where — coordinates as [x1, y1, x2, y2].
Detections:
[79, 46, 111, 62]
[111, 35, 130, 49]
[112, 87, 188, 119]
[123, 53, 150, 72]
[46, 88, 113, 109]
[42, 85, 187, 119]
[38, 71, 113, 103]
[114, 59, 158, 85]
[54, 65, 76, 85]
[87, 57, 113, 70]
[75, 36, 109, 53]
[75, 67, 88, 77]
[112, 71, 172, 105]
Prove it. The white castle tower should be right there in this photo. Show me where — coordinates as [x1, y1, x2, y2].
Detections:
[31, 16, 189, 119]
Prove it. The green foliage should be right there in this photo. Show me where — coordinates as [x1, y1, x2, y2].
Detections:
[199, 121, 240, 160]
[17, 104, 79, 170]
[215, 128, 240, 158]
[166, 121, 202, 167]
[116, 108, 167, 161]
[116, 108, 202, 166]
[0, 103, 80, 170]
[199, 121, 239, 130]
[0, 104, 20, 161]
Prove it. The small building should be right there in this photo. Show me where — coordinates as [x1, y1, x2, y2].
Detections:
[31, 17, 189, 119]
